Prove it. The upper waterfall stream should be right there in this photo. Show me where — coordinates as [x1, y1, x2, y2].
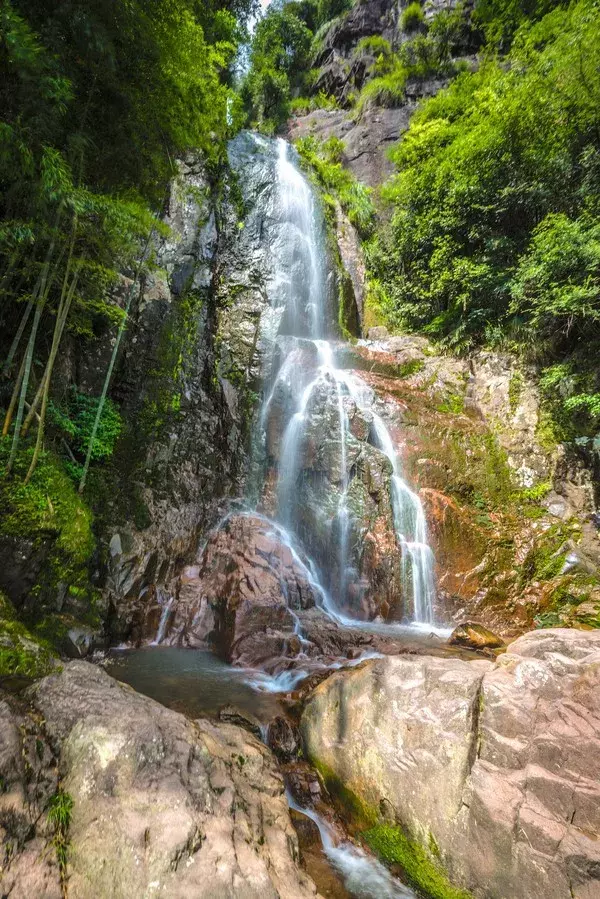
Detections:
[258, 136, 436, 627]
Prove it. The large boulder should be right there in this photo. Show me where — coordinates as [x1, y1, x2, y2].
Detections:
[165, 513, 319, 666]
[0, 662, 320, 899]
[301, 628, 600, 899]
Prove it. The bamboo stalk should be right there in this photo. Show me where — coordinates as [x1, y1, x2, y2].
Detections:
[2, 350, 27, 437]
[22, 213, 79, 437]
[25, 265, 81, 483]
[78, 226, 155, 494]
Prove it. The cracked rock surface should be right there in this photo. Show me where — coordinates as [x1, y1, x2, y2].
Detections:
[2, 662, 319, 899]
[301, 628, 600, 899]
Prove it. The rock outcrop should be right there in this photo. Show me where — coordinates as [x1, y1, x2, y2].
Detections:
[165, 512, 319, 666]
[301, 628, 600, 899]
[91, 156, 247, 642]
[1, 662, 319, 899]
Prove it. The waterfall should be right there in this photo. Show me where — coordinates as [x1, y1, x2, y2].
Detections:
[258, 138, 436, 625]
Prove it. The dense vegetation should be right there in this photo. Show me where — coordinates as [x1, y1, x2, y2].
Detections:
[0, 0, 255, 663]
[370, 0, 600, 436]
[242, 0, 600, 437]
[0, 0, 256, 490]
[0, 0, 253, 490]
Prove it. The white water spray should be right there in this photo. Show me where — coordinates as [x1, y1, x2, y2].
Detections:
[267, 140, 437, 625]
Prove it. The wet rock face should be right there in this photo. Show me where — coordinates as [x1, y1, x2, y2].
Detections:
[165, 513, 319, 665]
[98, 156, 246, 641]
[342, 334, 599, 635]
[301, 628, 600, 899]
[262, 339, 406, 620]
[6, 662, 318, 899]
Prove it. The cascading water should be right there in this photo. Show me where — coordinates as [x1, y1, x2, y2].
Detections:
[287, 793, 416, 899]
[260, 138, 436, 625]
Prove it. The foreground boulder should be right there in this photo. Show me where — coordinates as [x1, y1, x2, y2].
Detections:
[1, 662, 319, 899]
[301, 628, 600, 899]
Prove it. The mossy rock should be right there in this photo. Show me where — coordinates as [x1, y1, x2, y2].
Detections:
[335, 345, 425, 380]
[363, 824, 473, 899]
[312, 758, 378, 829]
[0, 439, 95, 607]
[0, 591, 57, 679]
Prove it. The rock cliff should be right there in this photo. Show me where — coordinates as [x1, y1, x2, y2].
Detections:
[301, 628, 600, 899]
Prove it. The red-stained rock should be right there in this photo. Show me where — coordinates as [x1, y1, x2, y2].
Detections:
[165, 513, 319, 663]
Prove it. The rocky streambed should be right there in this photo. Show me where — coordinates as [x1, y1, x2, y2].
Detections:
[2, 127, 600, 899]
[1, 625, 599, 899]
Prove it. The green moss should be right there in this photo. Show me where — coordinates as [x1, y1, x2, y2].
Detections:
[508, 371, 524, 414]
[363, 824, 473, 899]
[312, 758, 378, 828]
[0, 592, 57, 679]
[338, 266, 358, 338]
[0, 439, 95, 597]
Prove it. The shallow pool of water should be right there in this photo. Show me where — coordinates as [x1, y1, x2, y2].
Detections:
[105, 646, 283, 723]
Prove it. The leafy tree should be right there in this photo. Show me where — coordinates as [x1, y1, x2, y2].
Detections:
[241, 1, 314, 133]
[370, 0, 600, 431]
[474, 0, 566, 46]
[0, 0, 251, 482]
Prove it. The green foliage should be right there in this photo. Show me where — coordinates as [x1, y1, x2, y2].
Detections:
[2, 0, 242, 202]
[289, 91, 340, 115]
[240, 2, 314, 133]
[48, 391, 123, 468]
[355, 18, 461, 114]
[47, 789, 74, 878]
[0, 0, 252, 490]
[315, 0, 352, 28]
[370, 0, 600, 433]
[355, 63, 409, 112]
[295, 135, 375, 236]
[356, 36, 393, 58]
[402, 2, 426, 32]
[517, 481, 551, 503]
[510, 214, 600, 348]
[364, 824, 473, 899]
[474, 0, 566, 47]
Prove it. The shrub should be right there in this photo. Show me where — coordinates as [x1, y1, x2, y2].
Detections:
[369, 0, 600, 421]
[355, 64, 408, 113]
[295, 136, 376, 236]
[402, 2, 426, 32]
[289, 91, 340, 115]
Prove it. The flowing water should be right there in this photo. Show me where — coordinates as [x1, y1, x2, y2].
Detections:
[134, 135, 445, 899]
[107, 646, 283, 722]
[287, 794, 416, 899]
[260, 137, 436, 626]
